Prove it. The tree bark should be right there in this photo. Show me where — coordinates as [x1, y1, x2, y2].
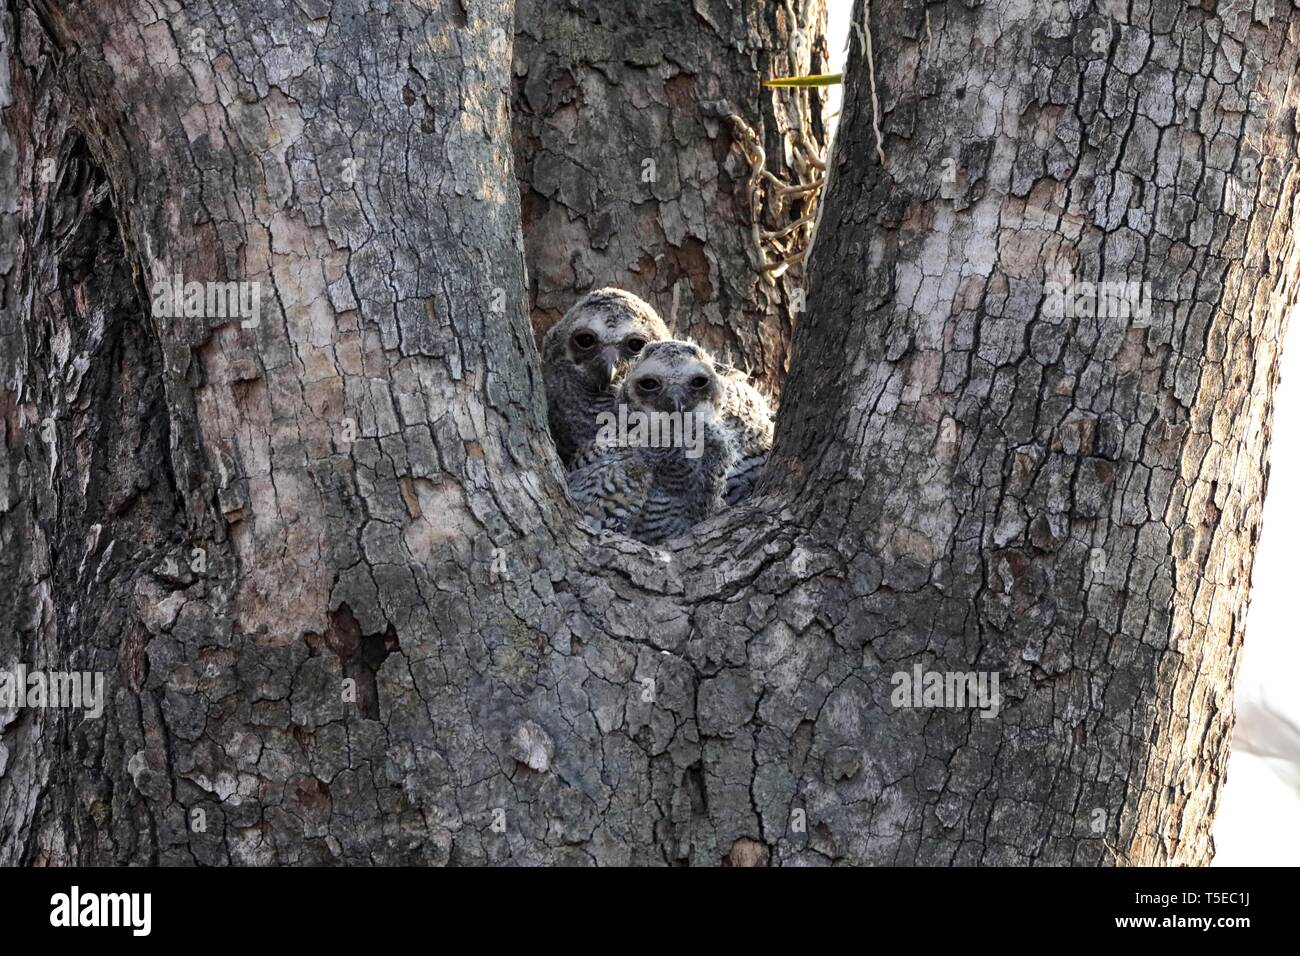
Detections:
[512, 0, 829, 396]
[1, 0, 1296, 866]
[772, 0, 1300, 864]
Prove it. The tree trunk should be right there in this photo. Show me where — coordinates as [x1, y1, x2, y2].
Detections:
[771, 0, 1300, 864]
[512, 0, 829, 396]
[1, 0, 1296, 866]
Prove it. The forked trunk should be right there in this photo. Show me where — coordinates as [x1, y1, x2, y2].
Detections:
[1, 0, 1296, 865]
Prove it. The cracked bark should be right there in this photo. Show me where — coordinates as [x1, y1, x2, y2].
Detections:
[1, 0, 1297, 866]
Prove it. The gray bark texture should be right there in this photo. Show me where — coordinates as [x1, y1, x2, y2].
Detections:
[0, 0, 1296, 866]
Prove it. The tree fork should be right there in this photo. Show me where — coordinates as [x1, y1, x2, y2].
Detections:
[1, 0, 1297, 866]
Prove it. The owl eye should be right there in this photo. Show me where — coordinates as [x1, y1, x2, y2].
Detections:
[636, 377, 661, 393]
[572, 331, 597, 350]
[625, 337, 646, 354]
[689, 375, 710, 389]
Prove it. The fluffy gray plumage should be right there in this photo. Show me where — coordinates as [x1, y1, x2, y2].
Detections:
[542, 288, 670, 468]
[567, 341, 736, 545]
[714, 362, 775, 504]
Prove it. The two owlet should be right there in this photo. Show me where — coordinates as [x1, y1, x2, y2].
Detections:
[567, 341, 737, 544]
[543, 286, 776, 524]
[541, 288, 671, 468]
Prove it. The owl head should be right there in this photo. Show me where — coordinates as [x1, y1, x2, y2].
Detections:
[620, 340, 723, 415]
[542, 288, 670, 391]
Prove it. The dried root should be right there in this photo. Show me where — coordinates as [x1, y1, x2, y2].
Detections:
[722, 111, 826, 284]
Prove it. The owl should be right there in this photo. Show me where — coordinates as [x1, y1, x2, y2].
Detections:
[541, 288, 670, 467]
[567, 341, 736, 544]
[714, 362, 775, 504]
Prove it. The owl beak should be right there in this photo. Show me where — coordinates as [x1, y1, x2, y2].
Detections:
[594, 348, 619, 388]
[669, 390, 685, 413]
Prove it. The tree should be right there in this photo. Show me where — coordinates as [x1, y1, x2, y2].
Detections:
[1, 0, 1295, 865]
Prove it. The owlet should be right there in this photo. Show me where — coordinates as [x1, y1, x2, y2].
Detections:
[567, 341, 737, 544]
[541, 288, 670, 468]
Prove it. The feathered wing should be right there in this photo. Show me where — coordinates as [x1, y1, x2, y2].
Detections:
[568, 424, 620, 472]
[713, 362, 775, 503]
[545, 373, 617, 469]
[723, 451, 770, 505]
[566, 449, 653, 536]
